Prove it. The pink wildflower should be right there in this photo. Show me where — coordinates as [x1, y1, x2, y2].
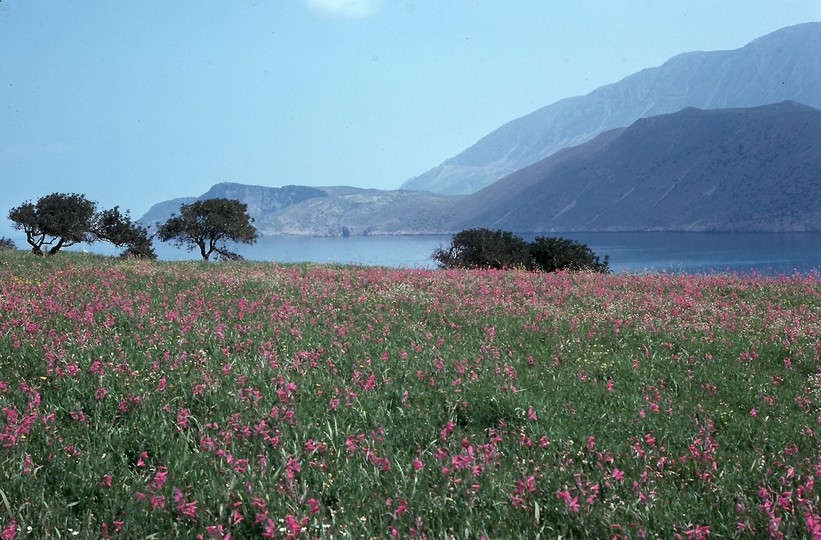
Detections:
[440, 420, 454, 440]
[174, 488, 198, 518]
[556, 489, 580, 513]
[683, 524, 710, 539]
[282, 514, 303, 538]
[205, 524, 229, 539]
[176, 408, 189, 429]
[149, 467, 168, 489]
[0, 520, 16, 540]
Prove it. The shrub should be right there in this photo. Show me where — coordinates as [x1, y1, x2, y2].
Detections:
[118, 239, 157, 260]
[215, 248, 245, 261]
[432, 228, 532, 269]
[433, 228, 609, 273]
[0, 237, 15, 250]
[529, 235, 609, 273]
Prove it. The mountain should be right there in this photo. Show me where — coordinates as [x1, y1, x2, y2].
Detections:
[139, 183, 458, 237]
[447, 101, 821, 233]
[199, 183, 329, 215]
[138, 196, 197, 225]
[141, 103, 821, 236]
[249, 186, 458, 236]
[139, 183, 326, 230]
[401, 22, 821, 195]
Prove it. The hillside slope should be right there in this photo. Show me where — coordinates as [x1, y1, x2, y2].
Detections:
[402, 22, 821, 195]
[449, 101, 821, 233]
[139, 183, 459, 237]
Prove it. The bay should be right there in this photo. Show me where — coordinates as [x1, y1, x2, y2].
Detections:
[21, 231, 821, 275]
[562, 232, 821, 275]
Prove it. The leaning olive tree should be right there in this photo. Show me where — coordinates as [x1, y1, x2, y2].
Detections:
[8, 192, 97, 255]
[157, 198, 258, 260]
[93, 206, 156, 260]
[8, 193, 156, 258]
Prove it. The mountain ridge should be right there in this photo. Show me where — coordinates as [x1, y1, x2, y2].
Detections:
[401, 22, 821, 195]
[448, 101, 821, 233]
[139, 183, 459, 237]
[140, 102, 821, 235]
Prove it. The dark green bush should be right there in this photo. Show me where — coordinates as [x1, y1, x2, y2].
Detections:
[432, 228, 609, 273]
[530, 235, 609, 273]
[431, 228, 532, 269]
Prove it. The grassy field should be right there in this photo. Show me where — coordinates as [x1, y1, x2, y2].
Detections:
[0, 251, 819, 539]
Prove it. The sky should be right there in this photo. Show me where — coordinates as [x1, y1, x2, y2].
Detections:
[1, 1, 819, 238]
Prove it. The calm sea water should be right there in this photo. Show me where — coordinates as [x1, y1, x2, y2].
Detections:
[49, 231, 821, 275]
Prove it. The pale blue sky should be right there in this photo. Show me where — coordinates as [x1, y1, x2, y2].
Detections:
[1, 0, 819, 237]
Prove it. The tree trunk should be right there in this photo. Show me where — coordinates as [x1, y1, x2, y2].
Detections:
[48, 238, 65, 256]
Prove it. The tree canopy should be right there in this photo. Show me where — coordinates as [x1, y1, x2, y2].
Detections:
[8, 193, 97, 255]
[93, 206, 156, 260]
[8, 193, 156, 258]
[157, 198, 258, 260]
[432, 228, 609, 273]
[529, 235, 610, 273]
[432, 228, 532, 270]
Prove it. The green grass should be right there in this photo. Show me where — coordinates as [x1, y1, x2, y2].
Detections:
[0, 250, 819, 538]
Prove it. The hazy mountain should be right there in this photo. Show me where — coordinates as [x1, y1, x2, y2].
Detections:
[139, 183, 325, 229]
[447, 101, 821, 233]
[401, 22, 821, 195]
[139, 183, 458, 237]
[250, 186, 458, 236]
[138, 196, 197, 225]
[141, 102, 821, 236]
[199, 183, 329, 216]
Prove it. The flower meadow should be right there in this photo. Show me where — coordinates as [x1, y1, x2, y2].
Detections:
[0, 251, 819, 539]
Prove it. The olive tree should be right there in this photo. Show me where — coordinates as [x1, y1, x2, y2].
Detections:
[157, 198, 258, 260]
[93, 206, 156, 260]
[8, 193, 157, 258]
[8, 193, 97, 255]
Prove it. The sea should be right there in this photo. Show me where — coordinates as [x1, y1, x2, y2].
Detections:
[47, 231, 821, 275]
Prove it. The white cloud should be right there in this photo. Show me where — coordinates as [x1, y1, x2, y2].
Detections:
[303, 0, 382, 18]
